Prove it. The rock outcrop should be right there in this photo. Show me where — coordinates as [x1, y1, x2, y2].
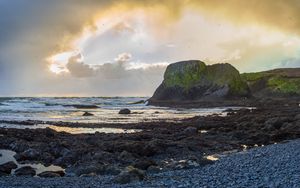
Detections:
[149, 60, 250, 103]
[241, 68, 300, 98]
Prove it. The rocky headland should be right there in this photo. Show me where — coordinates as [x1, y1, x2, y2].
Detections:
[149, 60, 300, 107]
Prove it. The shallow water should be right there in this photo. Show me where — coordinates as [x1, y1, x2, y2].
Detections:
[0, 123, 141, 134]
[0, 97, 246, 124]
[0, 149, 64, 176]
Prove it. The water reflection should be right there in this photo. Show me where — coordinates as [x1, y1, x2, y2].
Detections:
[0, 123, 142, 134]
[49, 125, 142, 134]
[0, 150, 64, 176]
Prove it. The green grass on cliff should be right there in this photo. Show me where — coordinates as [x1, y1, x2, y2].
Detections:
[241, 72, 300, 94]
[164, 61, 206, 89]
[267, 77, 300, 94]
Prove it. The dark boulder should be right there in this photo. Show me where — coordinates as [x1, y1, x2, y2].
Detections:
[119, 109, 131, 115]
[183, 127, 198, 135]
[114, 166, 145, 184]
[82, 112, 94, 116]
[37, 171, 65, 178]
[14, 166, 36, 176]
[0, 161, 18, 175]
[63, 104, 99, 109]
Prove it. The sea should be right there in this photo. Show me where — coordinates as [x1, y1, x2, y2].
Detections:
[0, 97, 241, 124]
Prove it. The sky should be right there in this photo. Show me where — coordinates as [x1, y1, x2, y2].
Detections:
[0, 0, 300, 96]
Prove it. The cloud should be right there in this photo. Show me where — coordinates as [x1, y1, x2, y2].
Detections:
[114, 53, 132, 64]
[66, 54, 95, 77]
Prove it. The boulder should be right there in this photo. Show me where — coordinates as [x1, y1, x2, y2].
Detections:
[37, 171, 65, 178]
[119, 109, 131, 115]
[0, 161, 18, 175]
[21, 148, 40, 160]
[63, 104, 99, 109]
[149, 60, 250, 103]
[14, 166, 36, 176]
[183, 127, 198, 135]
[133, 160, 156, 170]
[82, 112, 94, 116]
[114, 166, 145, 184]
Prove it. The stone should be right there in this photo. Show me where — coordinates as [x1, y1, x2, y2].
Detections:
[14, 166, 36, 176]
[82, 112, 94, 116]
[37, 171, 65, 178]
[133, 160, 156, 170]
[183, 126, 198, 135]
[118, 108, 131, 114]
[21, 148, 40, 160]
[0, 161, 18, 174]
[147, 165, 161, 173]
[114, 166, 145, 184]
[63, 104, 99, 109]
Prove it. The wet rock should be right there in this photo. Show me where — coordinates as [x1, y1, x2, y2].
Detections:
[295, 114, 300, 120]
[183, 127, 198, 135]
[45, 128, 55, 138]
[63, 104, 99, 109]
[128, 100, 145, 104]
[133, 159, 156, 170]
[119, 108, 131, 114]
[265, 117, 285, 130]
[82, 112, 94, 116]
[69, 163, 120, 176]
[118, 150, 135, 162]
[114, 166, 145, 184]
[147, 165, 161, 173]
[14, 166, 36, 176]
[37, 170, 65, 178]
[0, 161, 18, 175]
[21, 148, 40, 160]
[9, 142, 29, 153]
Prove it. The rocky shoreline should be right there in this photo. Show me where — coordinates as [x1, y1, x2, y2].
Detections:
[0, 99, 300, 185]
[0, 139, 299, 187]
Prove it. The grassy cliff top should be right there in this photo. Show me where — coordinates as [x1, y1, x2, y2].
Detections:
[241, 68, 300, 95]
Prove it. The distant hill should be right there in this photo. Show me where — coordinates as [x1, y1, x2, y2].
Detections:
[241, 68, 300, 97]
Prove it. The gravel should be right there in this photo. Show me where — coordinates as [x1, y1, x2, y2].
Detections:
[0, 139, 299, 188]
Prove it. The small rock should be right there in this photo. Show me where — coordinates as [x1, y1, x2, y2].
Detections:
[14, 166, 36, 176]
[118, 151, 135, 162]
[147, 165, 161, 174]
[119, 108, 131, 114]
[295, 114, 300, 120]
[0, 161, 18, 175]
[133, 160, 156, 170]
[82, 112, 94, 116]
[21, 148, 40, 160]
[45, 128, 55, 138]
[38, 171, 65, 178]
[183, 127, 198, 135]
[114, 166, 145, 184]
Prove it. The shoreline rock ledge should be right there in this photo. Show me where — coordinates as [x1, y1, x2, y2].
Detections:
[149, 60, 250, 104]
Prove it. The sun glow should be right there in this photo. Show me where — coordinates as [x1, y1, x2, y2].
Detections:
[47, 51, 76, 74]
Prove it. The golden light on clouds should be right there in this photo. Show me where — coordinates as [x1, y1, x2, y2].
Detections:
[2, 0, 300, 96]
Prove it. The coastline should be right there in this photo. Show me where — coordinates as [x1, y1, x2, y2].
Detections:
[0, 99, 299, 183]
